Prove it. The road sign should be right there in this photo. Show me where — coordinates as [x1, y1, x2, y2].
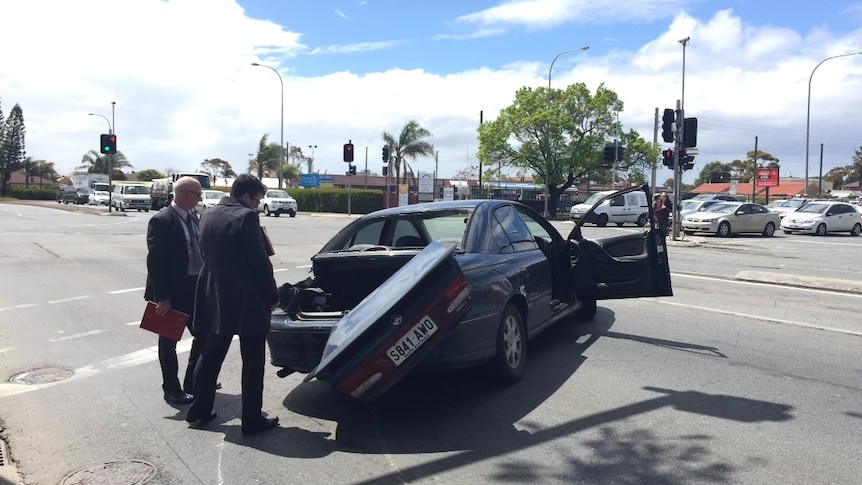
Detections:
[300, 173, 320, 188]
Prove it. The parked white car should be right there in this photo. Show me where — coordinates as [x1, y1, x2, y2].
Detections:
[769, 198, 810, 219]
[569, 190, 648, 227]
[258, 189, 298, 217]
[780, 201, 862, 236]
[196, 189, 226, 213]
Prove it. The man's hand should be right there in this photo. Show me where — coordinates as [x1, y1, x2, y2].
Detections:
[155, 299, 172, 316]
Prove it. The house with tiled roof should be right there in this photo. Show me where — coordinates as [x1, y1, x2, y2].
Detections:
[691, 178, 833, 201]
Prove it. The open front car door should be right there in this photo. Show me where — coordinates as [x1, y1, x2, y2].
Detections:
[567, 184, 673, 305]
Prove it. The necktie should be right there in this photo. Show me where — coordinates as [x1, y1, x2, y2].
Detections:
[187, 212, 203, 274]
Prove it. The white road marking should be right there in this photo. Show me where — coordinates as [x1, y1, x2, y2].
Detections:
[109, 287, 145, 294]
[0, 347, 14, 354]
[47, 295, 92, 304]
[0, 303, 38, 312]
[48, 329, 108, 342]
[673, 272, 862, 299]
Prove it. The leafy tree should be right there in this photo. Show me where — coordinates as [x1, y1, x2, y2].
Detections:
[78, 149, 133, 177]
[728, 150, 779, 182]
[0, 103, 26, 196]
[382, 120, 435, 185]
[199, 158, 234, 184]
[852, 147, 862, 189]
[135, 169, 165, 182]
[288, 145, 310, 173]
[694, 161, 734, 186]
[249, 134, 285, 183]
[477, 83, 623, 216]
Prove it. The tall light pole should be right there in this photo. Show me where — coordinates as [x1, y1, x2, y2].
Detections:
[672, 37, 690, 240]
[251, 62, 285, 189]
[804, 51, 862, 195]
[307, 144, 317, 174]
[546, 46, 589, 218]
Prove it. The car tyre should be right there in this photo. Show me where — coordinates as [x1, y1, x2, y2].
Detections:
[264, 205, 272, 217]
[489, 304, 526, 384]
[289, 210, 296, 218]
[596, 213, 609, 227]
[762, 222, 775, 237]
[274, 212, 281, 217]
[851, 223, 861, 236]
[575, 297, 597, 320]
[717, 221, 731, 237]
[636, 213, 648, 227]
[815, 223, 827, 236]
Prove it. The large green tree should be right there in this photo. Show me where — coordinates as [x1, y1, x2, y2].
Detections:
[0, 103, 26, 195]
[250, 134, 287, 184]
[200, 158, 236, 185]
[728, 150, 779, 183]
[477, 83, 625, 216]
[135, 169, 166, 182]
[382, 120, 435, 185]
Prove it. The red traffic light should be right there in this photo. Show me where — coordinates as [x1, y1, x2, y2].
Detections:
[343, 142, 354, 162]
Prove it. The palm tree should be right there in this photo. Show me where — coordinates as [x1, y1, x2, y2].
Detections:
[382, 120, 434, 185]
[79, 150, 133, 177]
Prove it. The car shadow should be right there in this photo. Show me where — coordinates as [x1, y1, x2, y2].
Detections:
[236, 309, 795, 484]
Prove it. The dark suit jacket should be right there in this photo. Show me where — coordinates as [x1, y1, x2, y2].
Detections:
[192, 197, 278, 337]
[145, 206, 197, 315]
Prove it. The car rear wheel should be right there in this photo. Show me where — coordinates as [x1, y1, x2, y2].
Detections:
[596, 213, 609, 227]
[489, 304, 526, 384]
[289, 211, 296, 218]
[762, 222, 775, 237]
[717, 221, 731, 237]
[636, 213, 648, 227]
[851, 223, 861, 236]
[815, 223, 827, 236]
[274, 212, 281, 217]
[264, 205, 272, 216]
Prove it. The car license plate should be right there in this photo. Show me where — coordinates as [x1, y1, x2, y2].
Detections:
[386, 315, 437, 367]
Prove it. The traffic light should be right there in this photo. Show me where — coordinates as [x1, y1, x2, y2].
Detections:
[343, 142, 354, 162]
[683, 117, 698, 148]
[662, 149, 674, 168]
[382, 166, 388, 176]
[661, 108, 675, 143]
[382, 145, 390, 162]
[602, 145, 615, 168]
[682, 155, 695, 171]
[348, 165, 356, 176]
[100, 134, 117, 154]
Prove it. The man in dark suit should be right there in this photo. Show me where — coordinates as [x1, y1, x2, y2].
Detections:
[186, 175, 280, 435]
[145, 176, 208, 405]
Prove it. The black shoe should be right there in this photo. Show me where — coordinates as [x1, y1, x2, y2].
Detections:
[186, 411, 218, 429]
[241, 416, 279, 436]
[182, 382, 222, 395]
[164, 391, 194, 405]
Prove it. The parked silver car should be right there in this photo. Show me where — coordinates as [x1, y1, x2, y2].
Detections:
[681, 202, 780, 237]
[780, 201, 862, 236]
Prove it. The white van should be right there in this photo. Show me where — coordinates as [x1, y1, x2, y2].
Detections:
[112, 183, 152, 212]
[569, 190, 649, 227]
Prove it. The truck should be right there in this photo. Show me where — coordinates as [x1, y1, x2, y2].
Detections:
[149, 178, 172, 210]
[171, 172, 211, 190]
[72, 172, 109, 190]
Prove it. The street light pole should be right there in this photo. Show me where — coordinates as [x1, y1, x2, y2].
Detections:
[308, 145, 317, 174]
[88, 109, 115, 211]
[546, 46, 589, 218]
[804, 51, 862, 196]
[251, 63, 285, 189]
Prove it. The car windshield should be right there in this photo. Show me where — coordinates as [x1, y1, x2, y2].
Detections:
[205, 191, 225, 200]
[125, 185, 149, 194]
[796, 203, 829, 214]
[78, 188, 93, 194]
[680, 200, 702, 210]
[267, 190, 289, 198]
[781, 200, 807, 208]
[583, 192, 611, 205]
[704, 203, 739, 213]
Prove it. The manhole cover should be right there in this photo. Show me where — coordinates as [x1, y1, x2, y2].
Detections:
[10, 367, 74, 385]
[59, 460, 157, 484]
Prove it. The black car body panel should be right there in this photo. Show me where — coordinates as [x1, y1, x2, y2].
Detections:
[267, 184, 672, 400]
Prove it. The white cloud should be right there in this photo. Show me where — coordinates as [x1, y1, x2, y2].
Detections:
[1, 1, 860, 186]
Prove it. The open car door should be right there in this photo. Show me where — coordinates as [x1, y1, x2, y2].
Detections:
[567, 184, 673, 301]
[303, 242, 471, 402]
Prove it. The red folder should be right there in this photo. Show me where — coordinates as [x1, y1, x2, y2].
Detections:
[140, 301, 188, 341]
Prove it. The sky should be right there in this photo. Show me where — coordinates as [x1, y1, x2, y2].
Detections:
[2, 0, 862, 186]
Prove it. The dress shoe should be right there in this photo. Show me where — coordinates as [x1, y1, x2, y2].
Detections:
[241, 416, 279, 436]
[186, 411, 218, 429]
[164, 391, 194, 405]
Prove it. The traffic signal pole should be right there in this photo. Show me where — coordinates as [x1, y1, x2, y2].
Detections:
[672, 99, 683, 240]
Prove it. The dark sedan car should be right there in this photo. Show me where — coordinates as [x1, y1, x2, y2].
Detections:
[59, 186, 92, 205]
[267, 184, 673, 401]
